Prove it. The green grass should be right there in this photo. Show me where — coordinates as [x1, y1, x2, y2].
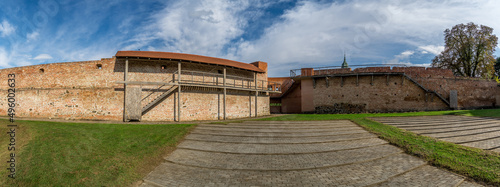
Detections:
[258, 108, 500, 186]
[0, 120, 194, 187]
[1, 108, 498, 186]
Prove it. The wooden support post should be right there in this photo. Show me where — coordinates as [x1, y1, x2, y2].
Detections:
[402, 75, 404, 86]
[356, 74, 359, 86]
[341, 76, 343, 87]
[312, 78, 316, 89]
[223, 68, 226, 120]
[177, 61, 181, 122]
[123, 58, 129, 122]
[386, 75, 389, 86]
[249, 94, 252, 117]
[325, 77, 329, 88]
[254, 72, 257, 117]
[371, 74, 374, 86]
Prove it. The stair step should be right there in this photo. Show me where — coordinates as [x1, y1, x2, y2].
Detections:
[142, 86, 178, 114]
[403, 74, 450, 107]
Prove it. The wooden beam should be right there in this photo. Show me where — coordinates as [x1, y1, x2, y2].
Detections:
[356, 74, 359, 86]
[124, 58, 129, 84]
[223, 68, 226, 120]
[177, 61, 181, 122]
[254, 72, 257, 117]
[115, 81, 178, 86]
[114, 81, 281, 93]
[123, 58, 129, 122]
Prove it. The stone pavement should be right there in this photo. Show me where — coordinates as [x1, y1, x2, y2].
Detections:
[372, 116, 500, 153]
[140, 120, 481, 186]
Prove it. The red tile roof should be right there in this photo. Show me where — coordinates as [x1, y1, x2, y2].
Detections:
[115, 51, 265, 73]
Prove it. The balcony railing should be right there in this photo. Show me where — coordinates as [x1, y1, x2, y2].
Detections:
[174, 70, 282, 92]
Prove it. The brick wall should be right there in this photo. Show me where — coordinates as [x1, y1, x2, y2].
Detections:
[0, 57, 270, 121]
[307, 66, 497, 109]
[312, 75, 449, 113]
[413, 77, 498, 109]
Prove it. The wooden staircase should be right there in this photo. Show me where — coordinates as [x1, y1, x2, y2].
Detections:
[402, 74, 450, 107]
[142, 85, 178, 115]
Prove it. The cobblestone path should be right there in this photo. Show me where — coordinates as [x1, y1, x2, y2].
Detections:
[373, 116, 500, 153]
[140, 120, 482, 186]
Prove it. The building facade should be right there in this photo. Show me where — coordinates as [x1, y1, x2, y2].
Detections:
[0, 51, 277, 121]
[270, 66, 500, 114]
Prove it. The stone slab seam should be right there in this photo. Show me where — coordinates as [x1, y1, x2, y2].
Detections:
[164, 151, 405, 172]
[174, 142, 390, 155]
[184, 136, 377, 145]
[189, 131, 368, 138]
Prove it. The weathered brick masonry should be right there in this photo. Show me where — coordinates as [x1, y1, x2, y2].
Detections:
[272, 67, 499, 114]
[0, 51, 272, 121]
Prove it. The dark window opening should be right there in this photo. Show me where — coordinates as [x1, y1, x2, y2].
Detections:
[40, 68, 44, 73]
[161, 65, 166, 70]
[97, 64, 102, 69]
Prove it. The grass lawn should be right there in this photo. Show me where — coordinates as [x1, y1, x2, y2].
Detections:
[258, 108, 500, 186]
[0, 120, 194, 187]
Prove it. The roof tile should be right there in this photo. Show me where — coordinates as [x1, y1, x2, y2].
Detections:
[115, 51, 265, 73]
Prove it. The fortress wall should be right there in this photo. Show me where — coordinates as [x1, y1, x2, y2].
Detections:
[413, 77, 499, 109]
[0, 58, 124, 120]
[141, 88, 269, 121]
[310, 66, 497, 109]
[0, 57, 270, 121]
[0, 58, 120, 89]
[312, 75, 448, 113]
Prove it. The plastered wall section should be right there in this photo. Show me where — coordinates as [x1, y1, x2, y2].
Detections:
[312, 75, 448, 113]
[281, 83, 301, 113]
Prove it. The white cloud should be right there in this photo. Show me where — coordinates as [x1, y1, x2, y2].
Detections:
[0, 48, 10, 67]
[33, 54, 53, 60]
[0, 20, 15, 37]
[399, 50, 415, 58]
[27, 32, 40, 41]
[388, 50, 415, 65]
[418, 45, 445, 55]
[147, 0, 251, 56]
[227, 0, 500, 76]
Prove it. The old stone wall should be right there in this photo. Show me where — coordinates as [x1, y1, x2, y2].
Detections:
[311, 66, 498, 109]
[412, 77, 498, 109]
[0, 57, 270, 121]
[312, 75, 448, 113]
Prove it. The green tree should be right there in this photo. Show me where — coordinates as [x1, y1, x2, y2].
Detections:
[432, 22, 498, 78]
[495, 57, 500, 77]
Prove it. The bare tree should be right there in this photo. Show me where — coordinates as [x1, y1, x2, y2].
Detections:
[432, 22, 498, 78]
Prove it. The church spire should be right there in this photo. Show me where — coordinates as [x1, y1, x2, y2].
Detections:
[341, 53, 349, 68]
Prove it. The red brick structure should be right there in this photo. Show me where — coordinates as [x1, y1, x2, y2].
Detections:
[272, 66, 499, 114]
[0, 51, 278, 121]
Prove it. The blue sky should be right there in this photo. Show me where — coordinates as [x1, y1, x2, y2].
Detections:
[0, 0, 499, 77]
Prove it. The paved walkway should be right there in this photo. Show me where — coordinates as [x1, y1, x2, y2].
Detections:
[140, 120, 481, 186]
[372, 116, 500, 153]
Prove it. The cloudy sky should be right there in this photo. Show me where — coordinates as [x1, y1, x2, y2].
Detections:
[0, 0, 499, 77]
